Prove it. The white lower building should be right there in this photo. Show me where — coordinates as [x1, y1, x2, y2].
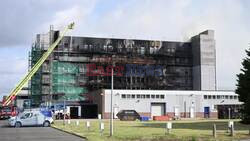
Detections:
[91, 89, 242, 119]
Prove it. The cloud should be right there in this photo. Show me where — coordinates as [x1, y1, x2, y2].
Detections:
[0, 52, 28, 97]
[0, 0, 97, 47]
[0, 0, 249, 97]
[0, 0, 97, 98]
[74, 0, 249, 90]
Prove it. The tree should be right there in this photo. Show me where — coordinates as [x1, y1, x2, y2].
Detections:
[236, 48, 250, 124]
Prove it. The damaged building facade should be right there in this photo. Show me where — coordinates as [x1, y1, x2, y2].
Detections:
[29, 29, 241, 119]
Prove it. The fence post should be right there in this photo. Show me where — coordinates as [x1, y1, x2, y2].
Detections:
[230, 124, 234, 137]
[213, 124, 217, 138]
[86, 121, 90, 131]
[100, 122, 104, 136]
[165, 122, 172, 135]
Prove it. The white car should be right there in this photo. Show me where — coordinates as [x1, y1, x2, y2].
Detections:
[8, 109, 53, 128]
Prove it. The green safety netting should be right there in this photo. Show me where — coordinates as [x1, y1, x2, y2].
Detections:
[53, 74, 76, 84]
[53, 61, 79, 74]
[52, 85, 87, 100]
[52, 85, 87, 94]
[52, 61, 88, 101]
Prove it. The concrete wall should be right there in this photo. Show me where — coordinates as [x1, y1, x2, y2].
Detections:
[191, 30, 216, 90]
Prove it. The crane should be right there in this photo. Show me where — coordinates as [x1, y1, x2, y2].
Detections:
[3, 22, 75, 106]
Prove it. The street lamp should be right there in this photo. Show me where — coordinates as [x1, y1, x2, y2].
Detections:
[110, 58, 114, 136]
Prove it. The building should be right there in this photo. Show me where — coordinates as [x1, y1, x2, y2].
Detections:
[29, 29, 240, 119]
[16, 87, 30, 110]
[91, 89, 241, 119]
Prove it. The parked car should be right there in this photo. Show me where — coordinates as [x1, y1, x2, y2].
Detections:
[8, 108, 53, 128]
[116, 110, 140, 121]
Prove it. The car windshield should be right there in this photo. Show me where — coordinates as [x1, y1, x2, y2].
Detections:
[20, 113, 32, 119]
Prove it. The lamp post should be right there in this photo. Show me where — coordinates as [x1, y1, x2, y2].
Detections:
[110, 61, 114, 136]
[109, 55, 116, 136]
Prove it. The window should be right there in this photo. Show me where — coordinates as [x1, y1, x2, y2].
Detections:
[204, 95, 208, 99]
[217, 95, 221, 99]
[230, 96, 233, 99]
[225, 95, 229, 99]
[127, 95, 131, 99]
[234, 96, 238, 99]
[121, 94, 126, 99]
[212, 95, 216, 99]
[214, 105, 218, 110]
[21, 113, 31, 119]
[160, 95, 165, 99]
[156, 95, 160, 99]
[137, 95, 141, 99]
[151, 95, 155, 99]
[131, 94, 135, 99]
[141, 95, 146, 99]
[146, 95, 150, 99]
[208, 95, 211, 99]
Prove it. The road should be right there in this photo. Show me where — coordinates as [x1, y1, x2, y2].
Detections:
[0, 120, 84, 141]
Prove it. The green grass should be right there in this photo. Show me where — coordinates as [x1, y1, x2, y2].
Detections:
[52, 119, 250, 141]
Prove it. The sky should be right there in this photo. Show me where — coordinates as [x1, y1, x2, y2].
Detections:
[0, 0, 250, 97]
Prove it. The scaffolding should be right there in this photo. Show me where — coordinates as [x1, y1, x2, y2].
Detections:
[30, 44, 43, 106]
[52, 61, 87, 101]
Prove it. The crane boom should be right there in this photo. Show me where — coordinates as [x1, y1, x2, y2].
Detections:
[3, 22, 75, 106]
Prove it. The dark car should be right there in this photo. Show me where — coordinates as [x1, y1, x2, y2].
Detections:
[116, 110, 140, 121]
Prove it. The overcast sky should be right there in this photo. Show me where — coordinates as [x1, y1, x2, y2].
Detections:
[0, 0, 250, 97]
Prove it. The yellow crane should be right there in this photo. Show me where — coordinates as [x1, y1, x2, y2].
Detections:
[3, 22, 75, 106]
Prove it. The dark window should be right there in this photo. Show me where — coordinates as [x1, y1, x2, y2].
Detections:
[230, 96, 233, 99]
[146, 95, 150, 99]
[151, 95, 155, 99]
[121, 94, 126, 99]
[137, 95, 141, 99]
[204, 95, 208, 99]
[127, 95, 131, 99]
[141, 95, 146, 99]
[234, 96, 238, 99]
[217, 95, 220, 99]
[212, 95, 216, 99]
[225, 95, 229, 99]
[208, 95, 211, 99]
[156, 95, 160, 99]
[131, 94, 135, 99]
[160, 95, 165, 99]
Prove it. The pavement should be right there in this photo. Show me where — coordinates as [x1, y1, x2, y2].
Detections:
[0, 120, 84, 141]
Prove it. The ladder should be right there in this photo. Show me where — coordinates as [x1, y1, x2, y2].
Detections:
[3, 22, 75, 106]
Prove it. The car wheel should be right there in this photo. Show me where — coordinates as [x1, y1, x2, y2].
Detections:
[15, 122, 21, 128]
[43, 121, 50, 127]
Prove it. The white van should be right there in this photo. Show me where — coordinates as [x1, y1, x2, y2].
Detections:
[8, 109, 53, 127]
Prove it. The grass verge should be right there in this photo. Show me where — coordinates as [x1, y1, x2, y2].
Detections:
[52, 119, 250, 141]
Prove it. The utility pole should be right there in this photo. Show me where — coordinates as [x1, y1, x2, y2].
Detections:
[110, 59, 114, 136]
